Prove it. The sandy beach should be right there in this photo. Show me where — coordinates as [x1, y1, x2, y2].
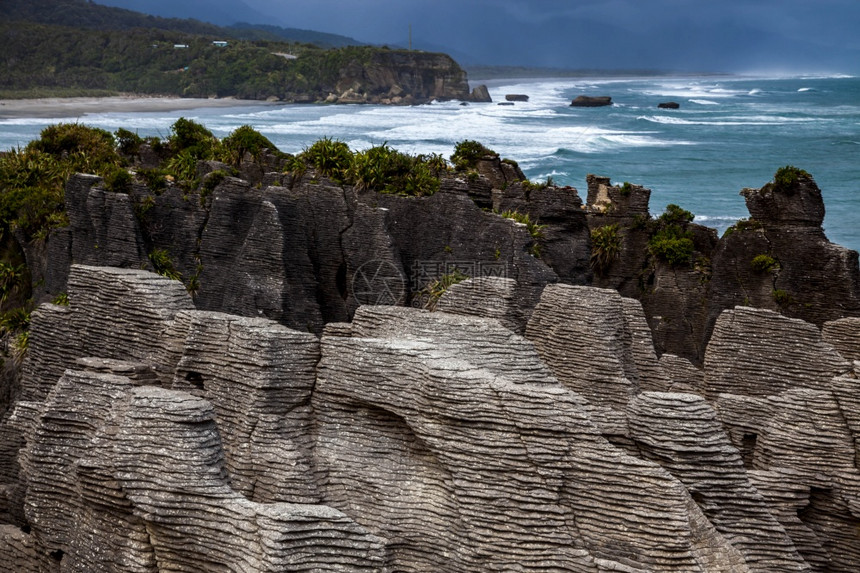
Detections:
[0, 95, 276, 119]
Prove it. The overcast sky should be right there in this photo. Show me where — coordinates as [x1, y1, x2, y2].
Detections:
[99, 0, 860, 73]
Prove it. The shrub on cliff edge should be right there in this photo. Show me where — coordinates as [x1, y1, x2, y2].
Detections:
[0, 123, 125, 240]
[590, 224, 622, 276]
[648, 204, 696, 267]
[773, 165, 811, 192]
[220, 125, 283, 166]
[451, 140, 497, 170]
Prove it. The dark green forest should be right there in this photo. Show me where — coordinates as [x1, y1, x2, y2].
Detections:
[0, 0, 377, 99]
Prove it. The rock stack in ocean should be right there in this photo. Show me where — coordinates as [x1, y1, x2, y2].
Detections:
[2, 265, 860, 569]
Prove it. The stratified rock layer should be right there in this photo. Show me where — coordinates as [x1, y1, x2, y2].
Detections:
[2, 265, 860, 570]
[315, 305, 747, 572]
[703, 306, 850, 398]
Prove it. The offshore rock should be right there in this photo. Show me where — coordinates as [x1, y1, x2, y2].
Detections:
[469, 84, 492, 102]
[570, 95, 612, 107]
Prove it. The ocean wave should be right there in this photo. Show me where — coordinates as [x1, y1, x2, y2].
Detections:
[637, 115, 751, 126]
[693, 215, 744, 224]
[638, 114, 820, 126]
[638, 83, 747, 99]
[689, 99, 720, 106]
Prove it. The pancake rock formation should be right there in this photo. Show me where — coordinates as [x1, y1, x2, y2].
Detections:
[3, 142, 860, 570]
[1, 262, 859, 570]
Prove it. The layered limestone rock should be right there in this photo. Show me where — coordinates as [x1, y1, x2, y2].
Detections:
[0, 267, 781, 571]
[169, 310, 321, 504]
[434, 276, 523, 331]
[707, 173, 860, 348]
[315, 305, 748, 572]
[4, 232, 860, 569]
[822, 317, 860, 361]
[659, 353, 705, 393]
[704, 305, 860, 570]
[0, 266, 385, 571]
[703, 306, 850, 398]
[581, 170, 860, 364]
[627, 392, 807, 571]
[584, 175, 718, 362]
[495, 180, 592, 285]
[46, 166, 580, 337]
[21, 372, 386, 572]
[525, 284, 669, 437]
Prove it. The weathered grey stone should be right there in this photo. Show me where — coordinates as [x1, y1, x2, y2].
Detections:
[170, 310, 321, 504]
[435, 276, 523, 331]
[111, 386, 387, 572]
[65, 265, 195, 382]
[22, 370, 137, 553]
[66, 174, 148, 268]
[748, 469, 831, 571]
[315, 306, 747, 572]
[525, 285, 668, 436]
[703, 306, 850, 398]
[0, 525, 53, 572]
[754, 389, 856, 484]
[6, 252, 860, 570]
[660, 353, 705, 393]
[18, 303, 75, 402]
[822, 317, 860, 361]
[628, 392, 807, 571]
[14, 363, 386, 571]
[496, 181, 592, 285]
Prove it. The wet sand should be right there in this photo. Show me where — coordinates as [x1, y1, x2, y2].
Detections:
[0, 96, 276, 119]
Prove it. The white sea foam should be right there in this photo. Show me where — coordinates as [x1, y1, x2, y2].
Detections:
[638, 114, 820, 127]
[689, 99, 720, 105]
[638, 83, 747, 99]
[694, 215, 743, 224]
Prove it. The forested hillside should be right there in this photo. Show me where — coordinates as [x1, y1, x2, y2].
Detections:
[0, 0, 380, 99]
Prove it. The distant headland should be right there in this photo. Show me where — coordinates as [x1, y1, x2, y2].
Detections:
[1, 0, 490, 105]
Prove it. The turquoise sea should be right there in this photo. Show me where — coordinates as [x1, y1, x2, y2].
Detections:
[2, 74, 859, 250]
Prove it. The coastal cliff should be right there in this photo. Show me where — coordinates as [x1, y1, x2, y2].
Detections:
[310, 49, 484, 105]
[2, 125, 860, 570]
